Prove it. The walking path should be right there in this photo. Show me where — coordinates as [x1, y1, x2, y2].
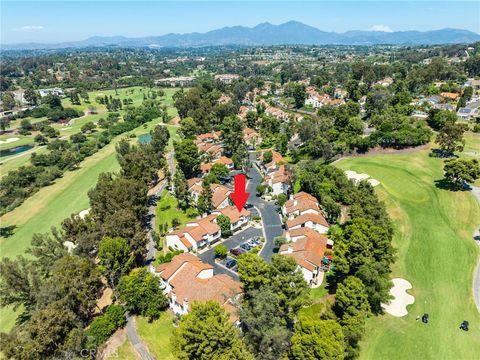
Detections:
[125, 315, 155, 360]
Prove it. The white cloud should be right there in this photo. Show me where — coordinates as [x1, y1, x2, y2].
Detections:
[368, 24, 393, 33]
[16, 25, 45, 32]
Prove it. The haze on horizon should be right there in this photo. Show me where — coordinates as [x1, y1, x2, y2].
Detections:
[1, 1, 479, 45]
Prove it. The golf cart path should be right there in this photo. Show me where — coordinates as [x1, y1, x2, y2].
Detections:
[470, 185, 480, 313]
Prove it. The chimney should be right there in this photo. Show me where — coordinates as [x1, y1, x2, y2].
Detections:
[183, 298, 189, 313]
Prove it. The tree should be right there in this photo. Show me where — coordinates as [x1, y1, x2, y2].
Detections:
[240, 286, 291, 360]
[37, 255, 102, 323]
[214, 244, 228, 258]
[98, 237, 133, 290]
[179, 117, 197, 138]
[204, 163, 229, 184]
[290, 319, 345, 360]
[173, 169, 191, 210]
[285, 82, 307, 108]
[174, 139, 200, 179]
[20, 118, 33, 131]
[117, 268, 168, 320]
[42, 94, 63, 109]
[427, 109, 457, 131]
[221, 116, 244, 155]
[24, 88, 38, 105]
[443, 158, 480, 189]
[197, 182, 213, 215]
[435, 122, 468, 155]
[81, 122, 96, 133]
[246, 111, 258, 128]
[150, 124, 170, 153]
[1, 91, 15, 110]
[85, 304, 126, 349]
[34, 134, 48, 145]
[333, 276, 371, 359]
[172, 301, 255, 360]
[263, 150, 273, 164]
[216, 214, 232, 238]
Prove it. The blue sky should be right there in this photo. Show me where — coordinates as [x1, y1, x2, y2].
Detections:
[1, 1, 479, 44]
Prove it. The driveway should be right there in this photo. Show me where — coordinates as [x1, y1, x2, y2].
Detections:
[198, 226, 262, 279]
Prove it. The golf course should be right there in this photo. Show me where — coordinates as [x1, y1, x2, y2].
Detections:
[336, 144, 480, 359]
[0, 87, 180, 332]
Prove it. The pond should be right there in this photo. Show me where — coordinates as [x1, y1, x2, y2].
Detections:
[0, 145, 34, 158]
[138, 133, 152, 144]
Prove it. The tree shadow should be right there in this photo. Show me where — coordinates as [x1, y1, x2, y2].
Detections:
[429, 149, 457, 159]
[0, 225, 16, 238]
[434, 179, 469, 192]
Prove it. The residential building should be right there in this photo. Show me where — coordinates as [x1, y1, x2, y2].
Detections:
[155, 253, 242, 320]
[38, 87, 64, 97]
[279, 227, 334, 286]
[215, 74, 240, 84]
[166, 214, 221, 252]
[213, 206, 251, 232]
[440, 92, 460, 101]
[243, 128, 261, 148]
[282, 192, 321, 220]
[286, 212, 330, 234]
[154, 76, 196, 87]
[187, 178, 231, 209]
[266, 164, 291, 196]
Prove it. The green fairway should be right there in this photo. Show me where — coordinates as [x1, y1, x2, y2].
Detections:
[336, 150, 480, 359]
[136, 313, 176, 360]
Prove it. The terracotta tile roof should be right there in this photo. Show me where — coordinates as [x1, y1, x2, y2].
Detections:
[196, 131, 221, 143]
[284, 192, 319, 215]
[155, 252, 201, 280]
[162, 254, 242, 310]
[215, 156, 233, 166]
[440, 92, 459, 100]
[200, 163, 213, 173]
[279, 229, 329, 271]
[286, 212, 329, 229]
[215, 205, 251, 223]
[243, 128, 259, 141]
[210, 184, 231, 208]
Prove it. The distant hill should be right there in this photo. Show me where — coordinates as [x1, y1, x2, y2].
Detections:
[3, 21, 480, 50]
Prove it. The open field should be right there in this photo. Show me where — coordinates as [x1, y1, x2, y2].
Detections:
[336, 149, 480, 359]
[136, 313, 176, 360]
[155, 191, 192, 233]
[107, 338, 137, 360]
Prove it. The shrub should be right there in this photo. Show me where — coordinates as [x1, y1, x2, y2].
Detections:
[214, 245, 228, 259]
[85, 304, 126, 349]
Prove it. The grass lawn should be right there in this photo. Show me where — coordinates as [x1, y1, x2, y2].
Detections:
[136, 313, 176, 360]
[336, 149, 480, 359]
[155, 191, 191, 233]
[107, 338, 137, 360]
[0, 134, 34, 151]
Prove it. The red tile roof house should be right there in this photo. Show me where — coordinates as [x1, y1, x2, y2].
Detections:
[155, 253, 242, 321]
[259, 150, 285, 175]
[286, 211, 330, 235]
[279, 228, 334, 287]
[166, 214, 221, 252]
[266, 165, 291, 196]
[166, 207, 251, 251]
[243, 128, 262, 149]
[187, 178, 231, 209]
[213, 206, 251, 233]
[282, 192, 321, 220]
[200, 156, 234, 175]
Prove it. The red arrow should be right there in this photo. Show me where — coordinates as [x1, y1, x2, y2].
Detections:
[230, 174, 250, 212]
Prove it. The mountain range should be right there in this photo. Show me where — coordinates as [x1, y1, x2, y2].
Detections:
[3, 21, 480, 50]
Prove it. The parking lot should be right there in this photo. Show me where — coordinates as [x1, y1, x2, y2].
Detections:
[198, 226, 263, 278]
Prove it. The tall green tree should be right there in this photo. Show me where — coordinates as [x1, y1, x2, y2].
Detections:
[443, 158, 480, 188]
[117, 268, 168, 320]
[197, 182, 213, 215]
[290, 319, 345, 360]
[98, 237, 133, 290]
[174, 139, 200, 179]
[435, 122, 468, 155]
[173, 168, 191, 210]
[173, 301, 255, 360]
[221, 116, 244, 156]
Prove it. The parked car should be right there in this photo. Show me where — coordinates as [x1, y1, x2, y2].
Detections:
[240, 243, 252, 251]
[244, 203, 253, 209]
[225, 259, 237, 269]
[230, 248, 245, 256]
[252, 237, 262, 245]
[247, 240, 257, 247]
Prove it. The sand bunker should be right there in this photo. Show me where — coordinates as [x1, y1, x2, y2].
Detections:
[77, 208, 91, 219]
[344, 170, 380, 187]
[0, 137, 19, 144]
[382, 278, 415, 317]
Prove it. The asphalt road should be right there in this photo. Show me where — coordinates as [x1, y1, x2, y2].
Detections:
[246, 156, 284, 262]
[125, 314, 155, 360]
